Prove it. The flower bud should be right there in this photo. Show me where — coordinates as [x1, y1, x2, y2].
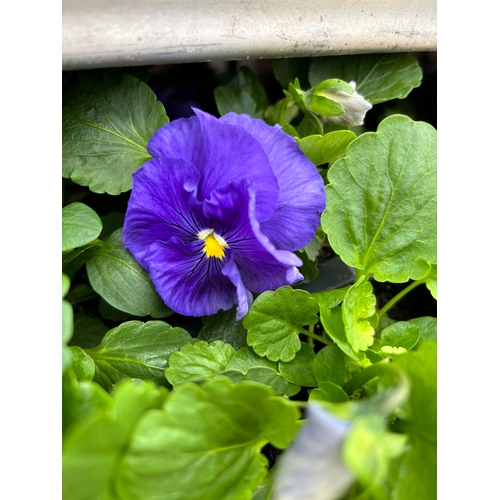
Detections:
[311, 80, 372, 126]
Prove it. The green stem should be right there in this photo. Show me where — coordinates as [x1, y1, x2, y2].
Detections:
[278, 95, 292, 126]
[302, 328, 331, 345]
[354, 269, 365, 282]
[377, 279, 424, 321]
[343, 360, 392, 395]
[306, 110, 324, 135]
[307, 324, 315, 347]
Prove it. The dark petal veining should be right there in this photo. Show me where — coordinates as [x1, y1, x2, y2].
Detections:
[123, 157, 205, 270]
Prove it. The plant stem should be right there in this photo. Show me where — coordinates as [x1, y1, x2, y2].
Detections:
[277, 95, 292, 126]
[377, 279, 424, 322]
[302, 328, 331, 345]
[342, 360, 392, 395]
[306, 111, 324, 135]
[307, 324, 315, 347]
[354, 269, 364, 282]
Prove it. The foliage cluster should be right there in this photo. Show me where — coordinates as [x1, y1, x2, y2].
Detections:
[63, 53, 437, 500]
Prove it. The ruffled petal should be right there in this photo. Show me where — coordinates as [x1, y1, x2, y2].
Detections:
[123, 157, 205, 270]
[193, 109, 279, 222]
[221, 112, 326, 250]
[221, 257, 253, 321]
[147, 116, 202, 167]
[203, 181, 303, 294]
[146, 237, 237, 317]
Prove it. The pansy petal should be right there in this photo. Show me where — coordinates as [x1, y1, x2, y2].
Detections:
[193, 108, 279, 222]
[146, 237, 237, 317]
[203, 181, 303, 294]
[273, 404, 354, 500]
[123, 157, 205, 270]
[221, 257, 253, 321]
[147, 116, 202, 167]
[221, 112, 326, 250]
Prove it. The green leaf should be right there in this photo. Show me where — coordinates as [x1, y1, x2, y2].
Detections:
[165, 342, 299, 396]
[63, 379, 167, 500]
[392, 342, 436, 438]
[269, 58, 311, 90]
[301, 227, 325, 261]
[380, 321, 420, 351]
[215, 66, 268, 118]
[307, 95, 345, 117]
[69, 313, 108, 349]
[63, 273, 71, 298]
[220, 367, 300, 397]
[63, 299, 73, 343]
[198, 307, 248, 349]
[62, 244, 101, 281]
[278, 342, 317, 387]
[297, 130, 356, 166]
[312, 78, 356, 94]
[99, 212, 125, 241]
[312, 344, 345, 386]
[322, 115, 437, 282]
[86, 229, 173, 318]
[309, 53, 422, 104]
[264, 99, 299, 127]
[86, 320, 194, 390]
[63, 72, 168, 194]
[62, 202, 103, 251]
[165, 340, 235, 386]
[295, 250, 318, 281]
[115, 377, 301, 500]
[390, 438, 436, 500]
[63, 370, 113, 435]
[342, 277, 377, 352]
[387, 343, 437, 499]
[313, 286, 349, 309]
[63, 291, 74, 371]
[99, 297, 133, 321]
[65, 283, 97, 306]
[252, 465, 277, 500]
[320, 304, 360, 364]
[215, 87, 257, 117]
[309, 381, 349, 403]
[296, 116, 319, 138]
[343, 414, 407, 497]
[423, 264, 437, 299]
[69, 346, 95, 381]
[232, 67, 268, 110]
[225, 345, 277, 372]
[408, 316, 437, 344]
[244, 287, 319, 362]
[365, 348, 384, 365]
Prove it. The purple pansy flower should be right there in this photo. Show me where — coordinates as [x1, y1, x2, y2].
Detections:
[123, 109, 326, 319]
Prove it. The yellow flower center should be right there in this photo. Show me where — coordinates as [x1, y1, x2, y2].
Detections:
[198, 229, 228, 259]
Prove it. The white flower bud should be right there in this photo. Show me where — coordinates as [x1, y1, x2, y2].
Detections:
[315, 81, 372, 126]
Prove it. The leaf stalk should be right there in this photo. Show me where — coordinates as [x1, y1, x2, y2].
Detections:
[376, 278, 425, 321]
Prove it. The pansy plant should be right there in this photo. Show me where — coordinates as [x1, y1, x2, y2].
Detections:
[63, 52, 436, 500]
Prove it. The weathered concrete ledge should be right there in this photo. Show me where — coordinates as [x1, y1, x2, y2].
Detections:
[62, 0, 437, 70]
